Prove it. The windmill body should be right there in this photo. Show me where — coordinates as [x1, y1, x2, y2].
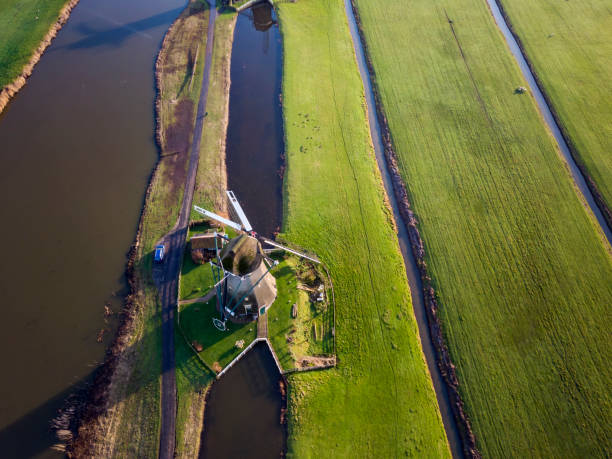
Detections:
[219, 234, 277, 321]
[194, 191, 319, 331]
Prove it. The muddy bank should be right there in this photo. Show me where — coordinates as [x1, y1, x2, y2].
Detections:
[488, 0, 612, 240]
[348, 1, 479, 456]
[0, 0, 80, 115]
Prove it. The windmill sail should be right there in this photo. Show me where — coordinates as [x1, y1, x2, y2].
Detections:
[193, 205, 242, 232]
[226, 190, 253, 232]
[262, 238, 320, 264]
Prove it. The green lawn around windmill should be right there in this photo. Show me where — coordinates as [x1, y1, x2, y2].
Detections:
[178, 298, 256, 370]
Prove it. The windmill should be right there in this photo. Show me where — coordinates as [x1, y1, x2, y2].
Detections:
[194, 190, 319, 331]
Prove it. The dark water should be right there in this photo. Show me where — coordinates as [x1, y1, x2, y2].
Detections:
[225, 3, 283, 238]
[0, 0, 184, 456]
[343, 0, 463, 456]
[199, 6, 285, 457]
[485, 0, 612, 246]
[199, 342, 285, 458]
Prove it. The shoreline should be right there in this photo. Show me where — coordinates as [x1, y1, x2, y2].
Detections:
[65, 2, 236, 456]
[64, 8, 186, 456]
[0, 0, 81, 115]
[348, 0, 479, 457]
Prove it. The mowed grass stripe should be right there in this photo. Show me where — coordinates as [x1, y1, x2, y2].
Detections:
[498, 0, 612, 218]
[352, 0, 612, 456]
[277, 0, 449, 456]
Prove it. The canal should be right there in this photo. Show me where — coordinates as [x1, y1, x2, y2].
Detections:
[199, 342, 285, 458]
[0, 0, 184, 456]
[225, 2, 284, 238]
[199, 4, 286, 457]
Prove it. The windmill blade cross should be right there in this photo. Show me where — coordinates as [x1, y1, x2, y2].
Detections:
[262, 238, 320, 264]
[226, 190, 253, 232]
[193, 205, 242, 232]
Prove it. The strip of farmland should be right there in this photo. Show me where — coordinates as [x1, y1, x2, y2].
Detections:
[350, 0, 612, 456]
[276, 0, 450, 456]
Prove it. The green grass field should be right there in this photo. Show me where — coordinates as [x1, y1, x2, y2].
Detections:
[351, 0, 612, 456]
[277, 0, 449, 456]
[179, 299, 257, 369]
[498, 0, 612, 218]
[0, 0, 69, 88]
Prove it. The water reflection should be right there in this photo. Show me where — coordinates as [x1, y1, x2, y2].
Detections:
[225, 2, 283, 238]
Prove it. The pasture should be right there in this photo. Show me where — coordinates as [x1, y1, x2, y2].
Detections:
[351, 0, 612, 455]
[277, 0, 450, 456]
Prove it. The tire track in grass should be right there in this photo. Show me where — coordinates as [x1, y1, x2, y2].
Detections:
[443, 8, 493, 126]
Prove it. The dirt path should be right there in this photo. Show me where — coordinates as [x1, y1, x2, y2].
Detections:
[178, 289, 216, 305]
[154, 2, 218, 458]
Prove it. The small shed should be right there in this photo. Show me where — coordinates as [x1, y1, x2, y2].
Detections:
[190, 232, 225, 264]
[191, 233, 224, 250]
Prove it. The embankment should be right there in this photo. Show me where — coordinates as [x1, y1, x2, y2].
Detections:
[0, 0, 80, 115]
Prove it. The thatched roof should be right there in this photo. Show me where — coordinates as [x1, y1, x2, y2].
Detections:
[220, 234, 264, 275]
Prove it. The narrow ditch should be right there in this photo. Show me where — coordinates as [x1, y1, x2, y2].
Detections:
[343, 0, 469, 457]
[484, 0, 612, 246]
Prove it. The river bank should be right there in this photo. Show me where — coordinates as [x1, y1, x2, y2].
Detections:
[0, 0, 80, 114]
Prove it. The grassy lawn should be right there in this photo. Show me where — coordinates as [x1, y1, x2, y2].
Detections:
[277, 0, 449, 456]
[180, 224, 218, 300]
[179, 299, 257, 369]
[268, 255, 334, 371]
[351, 0, 612, 456]
[499, 0, 612, 218]
[179, 254, 216, 300]
[0, 0, 68, 87]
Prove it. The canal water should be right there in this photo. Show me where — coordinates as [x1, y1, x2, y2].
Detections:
[225, 2, 283, 238]
[0, 0, 185, 456]
[199, 342, 285, 458]
[199, 5, 286, 457]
